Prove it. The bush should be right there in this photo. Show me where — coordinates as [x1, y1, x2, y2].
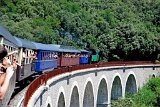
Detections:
[132, 86, 156, 106]
[111, 98, 133, 107]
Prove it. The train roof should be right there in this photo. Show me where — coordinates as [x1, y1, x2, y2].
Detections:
[14, 37, 36, 49]
[59, 45, 80, 53]
[33, 44, 80, 53]
[0, 24, 18, 46]
[32, 42, 59, 51]
[80, 49, 90, 53]
[46, 44, 60, 51]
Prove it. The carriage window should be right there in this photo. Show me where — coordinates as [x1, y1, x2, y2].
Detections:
[48, 52, 50, 59]
[3, 44, 17, 63]
[43, 52, 45, 60]
[48, 52, 51, 59]
[47, 52, 49, 60]
[42, 52, 44, 60]
[49, 52, 51, 59]
[44, 52, 46, 60]
[47, 52, 48, 59]
[58, 53, 61, 57]
[27, 50, 29, 64]
[46, 52, 48, 60]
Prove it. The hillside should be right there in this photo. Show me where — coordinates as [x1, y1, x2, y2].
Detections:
[0, 0, 160, 61]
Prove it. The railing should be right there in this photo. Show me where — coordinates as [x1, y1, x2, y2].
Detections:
[23, 61, 160, 107]
[23, 74, 46, 107]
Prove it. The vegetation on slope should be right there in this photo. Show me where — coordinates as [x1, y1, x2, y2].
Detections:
[0, 0, 160, 61]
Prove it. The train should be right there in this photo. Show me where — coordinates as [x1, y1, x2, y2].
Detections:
[0, 23, 99, 82]
[0, 23, 99, 106]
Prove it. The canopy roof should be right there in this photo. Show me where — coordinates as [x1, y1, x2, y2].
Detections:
[59, 45, 80, 53]
[32, 42, 59, 51]
[80, 49, 90, 53]
[14, 37, 36, 49]
[0, 24, 80, 52]
[0, 24, 18, 46]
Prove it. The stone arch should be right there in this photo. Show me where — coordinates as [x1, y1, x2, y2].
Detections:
[70, 86, 80, 107]
[83, 81, 94, 107]
[57, 87, 65, 107]
[47, 104, 51, 107]
[44, 96, 52, 107]
[125, 74, 137, 95]
[57, 92, 65, 107]
[111, 74, 122, 100]
[152, 74, 156, 78]
[97, 76, 108, 107]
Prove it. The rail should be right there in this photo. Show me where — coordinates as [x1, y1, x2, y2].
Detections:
[23, 61, 160, 107]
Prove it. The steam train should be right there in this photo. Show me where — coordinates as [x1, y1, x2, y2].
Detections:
[0, 24, 99, 82]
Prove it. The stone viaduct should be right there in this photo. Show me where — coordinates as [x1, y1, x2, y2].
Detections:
[24, 63, 160, 107]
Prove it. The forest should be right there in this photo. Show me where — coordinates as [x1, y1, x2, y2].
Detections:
[0, 0, 160, 61]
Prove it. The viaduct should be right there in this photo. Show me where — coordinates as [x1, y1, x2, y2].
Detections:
[23, 62, 160, 107]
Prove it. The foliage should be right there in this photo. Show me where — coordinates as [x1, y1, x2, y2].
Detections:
[132, 78, 160, 106]
[112, 77, 160, 107]
[111, 98, 133, 107]
[132, 86, 156, 106]
[0, 0, 160, 61]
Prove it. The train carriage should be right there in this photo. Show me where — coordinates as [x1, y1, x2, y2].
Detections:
[0, 24, 19, 107]
[0, 24, 19, 63]
[80, 49, 90, 64]
[58, 45, 80, 67]
[32, 42, 59, 73]
[0, 23, 101, 107]
[14, 37, 36, 81]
